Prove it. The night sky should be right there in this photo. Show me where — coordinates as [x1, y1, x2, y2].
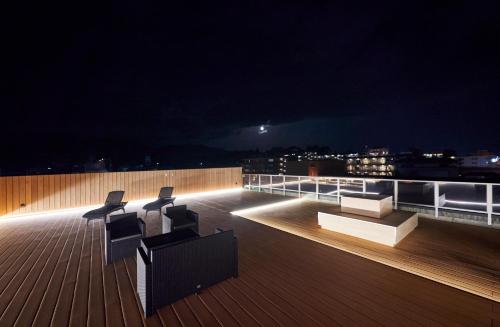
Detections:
[2, 1, 500, 170]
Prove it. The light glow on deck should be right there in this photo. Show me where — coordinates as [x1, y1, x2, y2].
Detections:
[0, 188, 244, 220]
[176, 188, 242, 199]
[230, 198, 304, 216]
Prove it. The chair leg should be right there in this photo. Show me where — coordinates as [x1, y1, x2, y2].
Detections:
[87, 219, 89, 226]
[122, 208, 126, 213]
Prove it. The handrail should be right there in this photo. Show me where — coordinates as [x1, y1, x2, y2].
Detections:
[256, 174, 500, 186]
[243, 174, 499, 226]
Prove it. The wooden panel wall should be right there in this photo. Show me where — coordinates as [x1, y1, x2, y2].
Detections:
[0, 167, 242, 217]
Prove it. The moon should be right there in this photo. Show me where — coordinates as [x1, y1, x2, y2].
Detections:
[258, 124, 268, 134]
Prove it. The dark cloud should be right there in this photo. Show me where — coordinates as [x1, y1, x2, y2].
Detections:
[2, 0, 500, 158]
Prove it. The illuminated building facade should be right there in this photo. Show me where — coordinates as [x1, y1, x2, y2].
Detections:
[346, 148, 395, 176]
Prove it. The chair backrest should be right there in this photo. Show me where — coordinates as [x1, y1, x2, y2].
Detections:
[145, 229, 238, 309]
[166, 205, 187, 220]
[109, 212, 137, 224]
[105, 191, 125, 206]
[106, 212, 141, 242]
[158, 187, 174, 199]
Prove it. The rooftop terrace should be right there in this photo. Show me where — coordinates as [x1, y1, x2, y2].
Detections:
[0, 189, 498, 326]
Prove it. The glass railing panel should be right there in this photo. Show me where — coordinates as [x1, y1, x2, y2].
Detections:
[439, 183, 486, 213]
[243, 174, 250, 189]
[259, 175, 271, 192]
[317, 177, 338, 195]
[337, 178, 364, 195]
[317, 177, 339, 203]
[284, 176, 299, 197]
[365, 180, 394, 197]
[245, 174, 260, 191]
[298, 177, 316, 194]
[493, 185, 500, 216]
[397, 181, 435, 206]
[270, 175, 284, 195]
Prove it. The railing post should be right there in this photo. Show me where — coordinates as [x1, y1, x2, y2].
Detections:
[487, 184, 492, 225]
[394, 180, 398, 210]
[337, 178, 340, 204]
[434, 182, 439, 218]
[337, 179, 341, 204]
[283, 175, 286, 195]
[315, 178, 319, 200]
[298, 177, 301, 197]
[248, 175, 252, 189]
[362, 179, 366, 194]
[258, 175, 261, 192]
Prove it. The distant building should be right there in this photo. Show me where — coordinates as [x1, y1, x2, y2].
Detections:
[242, 157, 282, 174]
[286, 159, 345, 177]
[396, 160, 459, 178]
[458, 152, 499, 168]
[346, 148, 395, 177]
[422, 152, 444, 158]
[457, 151, 500, 180]
[393, 149, 458, 178]
[84, 158, 107, 172]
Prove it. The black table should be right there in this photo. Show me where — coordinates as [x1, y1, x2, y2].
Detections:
[141, 228, 199, 257]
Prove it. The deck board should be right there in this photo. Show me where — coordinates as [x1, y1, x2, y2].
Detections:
[50, 218, 89, 326]
[101, 237, 125, 327]
[69, 217, 93, 327]
[0, 216, 73, 325]
[6, 218, 77, 326]
[156, 304, 181, 327]
[87, 220, 106, 327]
[0, 191, 497, 326]
[184, 295, 222, 327]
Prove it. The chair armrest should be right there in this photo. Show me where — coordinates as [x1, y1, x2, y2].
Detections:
[187, 210, 199, 223]
[104, 223, 112, 263]
[138, 218, 146, 236]
[137, 246, 151, 265]
[120, 202, 128, 207]
[233, 236, 239, 278]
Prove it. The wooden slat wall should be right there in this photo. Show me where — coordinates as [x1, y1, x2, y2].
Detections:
[0, 167, 242, 217]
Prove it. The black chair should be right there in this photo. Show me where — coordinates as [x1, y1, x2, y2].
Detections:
[137, 228, 238, 316]
[163, 205, 199, 234]
[104, 212, 145, 265]
[83, 191, 128, 225]
[142, 187, 176, 218]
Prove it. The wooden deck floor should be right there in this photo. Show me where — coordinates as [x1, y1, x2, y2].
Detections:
[238, 195, 500, 302]
[0, 191, 498, 326]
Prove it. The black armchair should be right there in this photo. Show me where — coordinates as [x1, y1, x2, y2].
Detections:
[162, 205, 199, 234]
[137, 228, 238, 316]
[104, 212, 145, 265]
[142, 187, 176, 218]
[83, 191, 128, 225]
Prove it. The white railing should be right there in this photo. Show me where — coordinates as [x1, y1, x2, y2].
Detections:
[243, 174, 500, 226]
